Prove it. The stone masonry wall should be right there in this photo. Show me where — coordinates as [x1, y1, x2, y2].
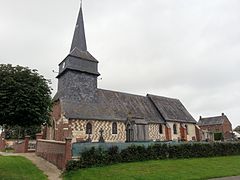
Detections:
[70, 120, 126, 142]
[148, 124, 166, 141]
[186, 124, 197, 141]
[167, 122, 196, 141]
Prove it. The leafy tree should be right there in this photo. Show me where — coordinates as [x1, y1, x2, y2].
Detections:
[234, 126, 240, 133]
[0, 64, 52, 129]
[4, 125, 41, 139]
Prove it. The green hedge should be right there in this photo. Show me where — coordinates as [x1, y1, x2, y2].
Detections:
[66, 142, 240, 171]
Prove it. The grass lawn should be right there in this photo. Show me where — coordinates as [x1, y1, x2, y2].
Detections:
[64, 156, 240, 180]
[0, 156, 47, 180]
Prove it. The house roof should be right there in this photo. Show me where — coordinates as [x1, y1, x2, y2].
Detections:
[234, 126, 240, 132]
[54, 89, 196, 124]
[147, 94, 196, 123]
[197, 115, 229, 126]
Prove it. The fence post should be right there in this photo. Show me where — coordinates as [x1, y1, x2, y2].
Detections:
[36, 133, 43, 140]
[35, 133, 43, 151]
[0, 135, 5, 151]
[24, 136, 30, 153]
[64, 137, 72, 169]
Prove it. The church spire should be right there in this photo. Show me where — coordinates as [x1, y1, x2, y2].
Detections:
[56, 0, 99, 81]
[70, 2, 87, 52]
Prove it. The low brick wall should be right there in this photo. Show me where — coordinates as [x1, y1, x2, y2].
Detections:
[36, 137, 72, 170]
[13, 141, 25, 153]
[12, 136, 30, 153]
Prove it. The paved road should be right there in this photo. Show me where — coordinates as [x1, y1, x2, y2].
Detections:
[210, 177, 240, 180]
[0, 152, 62, 180]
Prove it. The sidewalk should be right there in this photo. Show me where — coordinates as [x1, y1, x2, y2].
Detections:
[0, 152, 62, 180]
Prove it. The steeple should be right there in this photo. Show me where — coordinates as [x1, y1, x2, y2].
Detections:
[70, 3, 87, 52]
[56, 2, 100, 102]
[57, 3, 99, 79]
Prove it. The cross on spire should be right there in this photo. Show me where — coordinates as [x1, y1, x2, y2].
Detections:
[80, 0, 83, 7]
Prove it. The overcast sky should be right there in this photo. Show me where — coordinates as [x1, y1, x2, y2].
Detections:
[0, 0, 239, 128]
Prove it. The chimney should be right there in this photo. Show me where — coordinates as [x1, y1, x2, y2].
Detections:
[199, 116, 202, 120]
[222, 113, 225, 116]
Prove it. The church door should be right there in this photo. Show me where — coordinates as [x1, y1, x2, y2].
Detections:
[134, 124, 149, 141]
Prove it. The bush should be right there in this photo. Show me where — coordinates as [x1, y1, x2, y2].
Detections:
[66, 160, 81, 171]
[66, 142, 240, 171]
[120, 145, 148, 162]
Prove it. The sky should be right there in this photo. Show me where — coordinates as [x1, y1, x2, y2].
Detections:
[0, 0, 239, 128]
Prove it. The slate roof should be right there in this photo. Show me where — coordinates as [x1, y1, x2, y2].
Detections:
[56, 5, 99, 79]
[69, 48, 98, 62]
[70, 6, 87, 52]
[54, 89, 196, 124]
[147, 94, 196, 123]
[198, 115, 228, 126]
[59, 89, 165, 123]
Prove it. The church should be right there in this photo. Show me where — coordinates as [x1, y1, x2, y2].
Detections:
[45, 5, 199, 143]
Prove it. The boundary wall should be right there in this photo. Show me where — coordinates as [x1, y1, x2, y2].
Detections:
[35, 135, 72, 170]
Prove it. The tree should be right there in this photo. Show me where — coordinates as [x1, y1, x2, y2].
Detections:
[234, 126, 240, 133]
[0, 64, 52, 129]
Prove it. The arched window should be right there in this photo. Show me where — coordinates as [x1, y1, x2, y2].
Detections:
[173, 124, 177, 134]
[185, 125, 188, 135]
[86, 122, 92, 134]
[159, 124, 163, 134]
[112, 122, 117, 134]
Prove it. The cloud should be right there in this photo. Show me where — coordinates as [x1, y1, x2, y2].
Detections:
[0, 0, 239, 127]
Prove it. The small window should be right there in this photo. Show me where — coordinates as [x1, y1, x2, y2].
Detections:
[185, 125, 188, 135]
[159, 124, 163, 134]
[112, 122, 117, 134]
[173, 124, 177, 134]
[86, 122, 92, 134]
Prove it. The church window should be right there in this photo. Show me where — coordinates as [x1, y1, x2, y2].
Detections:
[173, 124, 177, 134]
[112, 122, 117, 134]
[159, 124, 163, 134]
[86, 122, 92, 134]
[185, 125, 188, 135]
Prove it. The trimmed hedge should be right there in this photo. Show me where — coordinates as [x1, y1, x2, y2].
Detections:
[66, 142, 240, 171]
